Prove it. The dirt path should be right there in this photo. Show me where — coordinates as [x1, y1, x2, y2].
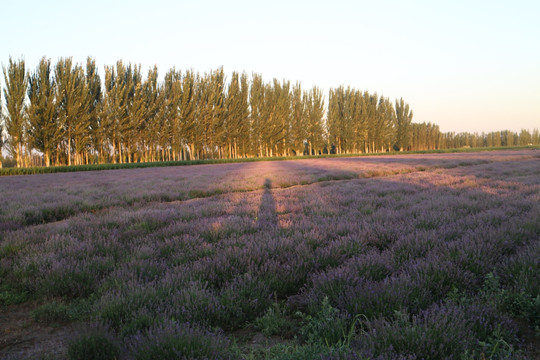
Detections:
[0, 303, 77, 360]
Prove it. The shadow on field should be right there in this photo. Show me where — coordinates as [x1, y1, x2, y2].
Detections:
[257, 179, 279, 230]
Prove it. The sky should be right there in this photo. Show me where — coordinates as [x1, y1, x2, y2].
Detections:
[1, 0, 539, 133]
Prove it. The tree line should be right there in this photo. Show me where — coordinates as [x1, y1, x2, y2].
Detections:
[1, 57, 538, 168]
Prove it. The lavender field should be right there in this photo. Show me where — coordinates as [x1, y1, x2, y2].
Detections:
[1, 149, 540, 359]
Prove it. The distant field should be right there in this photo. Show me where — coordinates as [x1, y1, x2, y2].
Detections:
[1, 149, 539, 359]
[1, 145, 538, 177]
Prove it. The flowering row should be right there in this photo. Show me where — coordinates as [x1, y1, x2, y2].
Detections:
[1, 152, 539, 358]
[1, 149, 537, 232]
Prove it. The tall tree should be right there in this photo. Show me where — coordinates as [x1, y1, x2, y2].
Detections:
[0, 59, 437, 165]
[55, 58, 89, 165]
[262, 79, 289, 157]
[196, 68, 225, 158]
[394, 97, 413, 151]
[224, 71, 249, 158]
[162, 68, 180, 161]
[2, 57, 28, 167]
[363, 92, 378, 153]
[327, 87, 342, 153]
[350, 90, 366, 153]
[177, 69, 195, 160]
[140, 66, 163, 162]
[250, 73, 265, 156]
[305, 86, 325, 155]
[123, 64, 144, 163]
[85, 57, 102, 164]
[27, 57, 59, 167]
[374, 97, 395, 152]
[102, 61, 129, 163]
[532, 128, 540, 145]
[290, 82, 307, 155]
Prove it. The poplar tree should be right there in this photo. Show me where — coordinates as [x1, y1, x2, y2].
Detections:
[290, 82, 307, 155]
[162, 68, 181, 161]
[85, 58, 102, 164]
[350, 90, 366, 153]
[363, 92, 378, 153]
[373, 97, 395, 152]
[517, 129, 531, 146]
[196, 68, 225, 158]
[117, 63, 137, 163]
[0, 59, 445, 165]
[141, 66, 162, 162]
[27, 57, 59, 167]
[2, 57, 28, 167]
[224, 71, 249, 158]
[263, 79, 289, 157]
[342, 87, 356, 153]
[103, 61, 128, 163]
[394, 97, 413, 151]
[250, 73, 265, 156]
[327, 87, 342, 153]
[261, 80, 277, 156]
[124, 64, 144, 162]
[532, 129, 540, 145]
[55, 58, 89, 165]
[305, 86, 325, 155]
[178, 70, 196, 160]
[277, 79, 292, 156]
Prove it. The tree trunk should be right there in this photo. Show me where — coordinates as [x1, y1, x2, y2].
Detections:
[67, 136, 72, 166]
[112, 143, 117, 164]
[15, 143, 21, 168]
[119, 142, 124, 163]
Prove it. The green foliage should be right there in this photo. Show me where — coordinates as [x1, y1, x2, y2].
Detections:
[394, 97, 413, 151]
[132, 329, 230, 360]
[55, 57, 90, 166]
[40, 269, 97, 299]
[0, 242, 24, 259]
[480, 273, 540, 333]
[99, 301, 133, 330]
[241, 343, 352, 360]
[68, 332, 120, 360]
[299, 297, 359, 347]
[218, 275, 273, 330]
[27, 57, 60, 167]
[254, 303, 297, 337]
[2, 57, 28, 168]
[188, 188, 224, 199]
[31, 298, 93, 323]
[2, 55, 540, 170]
[473, 325, 525, 360]
[23, 205, 76, 225]
[498, 290, 540, 333]
[120, 313, 156, 336]
[0, 285, 30, 305]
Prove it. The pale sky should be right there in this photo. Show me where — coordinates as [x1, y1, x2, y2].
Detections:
[1, 0, 539, 133]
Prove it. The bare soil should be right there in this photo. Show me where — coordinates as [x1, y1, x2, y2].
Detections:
[0, 303, 78, 360]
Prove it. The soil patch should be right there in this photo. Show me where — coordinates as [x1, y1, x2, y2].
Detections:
[0, 303, 79, 360]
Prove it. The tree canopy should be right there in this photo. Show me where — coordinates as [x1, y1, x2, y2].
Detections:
[0, 57, 538, 167]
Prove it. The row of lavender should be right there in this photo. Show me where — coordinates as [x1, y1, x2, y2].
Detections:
[1, 153, 539, 358]
[1, 150, 537, 232]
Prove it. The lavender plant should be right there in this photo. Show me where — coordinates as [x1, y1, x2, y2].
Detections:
[1, 150, 539, 358]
